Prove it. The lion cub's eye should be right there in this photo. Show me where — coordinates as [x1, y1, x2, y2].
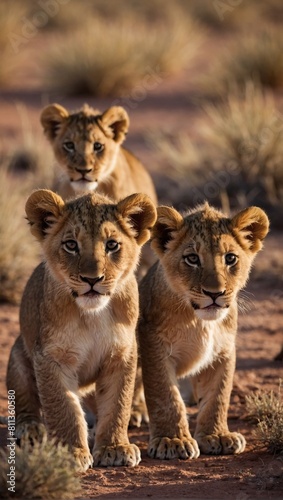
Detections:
[184, 254, 200, 267]
[106, 240, 120, 253]
[62, 240, 79, 254]
[93, 142, 104, 153]
[63, 141, 75, 153]
[225, 253, 238, 266]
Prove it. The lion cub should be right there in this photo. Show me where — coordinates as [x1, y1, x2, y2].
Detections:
[40, 103, 157, 204]
[7, 189, 156, 471]
[138, 202, 269, 459]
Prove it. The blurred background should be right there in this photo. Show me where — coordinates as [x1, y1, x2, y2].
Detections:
[0, 0, 283, 303]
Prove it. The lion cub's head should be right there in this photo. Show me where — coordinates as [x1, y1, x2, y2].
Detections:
[26, 189, 156, 311]
[40, 104, 129, 194]
[151, 203, 269, 321]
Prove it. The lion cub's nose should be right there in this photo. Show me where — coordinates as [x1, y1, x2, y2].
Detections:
[202, 289, 225, 301]
[75, 167, 93, 174]
[80, 275, 104, 287]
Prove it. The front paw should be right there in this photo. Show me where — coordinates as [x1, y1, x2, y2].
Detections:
[73, 447, 93, 472]
[196, 432, 246, 455]
[148, 436, 200, 460]
[16, 421, 46, 445]
[129, 403, 149, 428]
[93, 443, 141, 467]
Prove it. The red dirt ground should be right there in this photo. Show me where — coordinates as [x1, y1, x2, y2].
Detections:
[0, 24, 283, 500]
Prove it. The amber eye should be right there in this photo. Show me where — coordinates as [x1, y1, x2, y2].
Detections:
[93, 142, 104, 153]
[184, 254, 200, 267]
[225, 253, 238, 266]
[63, 141, 75, 153]
[62, 240, 79, 254]
[106, 240, 120, 253]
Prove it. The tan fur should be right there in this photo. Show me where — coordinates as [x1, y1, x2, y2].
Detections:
[40, 103, 157, 204]
[138, 202, 269, 459]
[6, 189, 156, 471]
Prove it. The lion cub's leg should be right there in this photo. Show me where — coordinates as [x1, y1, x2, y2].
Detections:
[140, 339, 199, 460]
[6, 337, 45, 442]
[130, 364, 149, 428]
[33, 352, 93, 472]
[191, 353, 246, 455]
[93, 345, 141, 467]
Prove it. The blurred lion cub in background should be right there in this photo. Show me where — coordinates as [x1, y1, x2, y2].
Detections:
[40, 103, 157, 204]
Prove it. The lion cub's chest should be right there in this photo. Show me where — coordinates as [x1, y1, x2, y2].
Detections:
[164, 320, 224, 377]
[45, 310, 132, 384]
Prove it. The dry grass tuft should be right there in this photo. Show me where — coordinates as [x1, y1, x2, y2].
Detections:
[245, 381, 283, 454]
[0, 1, 29, 85]
[202, 83, 283, 204]
[0, 106, 58, 304]
[202, 30, 283, 96]
[0, 163, 39, 304]
[43, 10, 203, 97]
[0, 434, 81, 498]
[149, 83, 283, 209]
[6, 104, 56, 189]
[180, 0, 256, 31]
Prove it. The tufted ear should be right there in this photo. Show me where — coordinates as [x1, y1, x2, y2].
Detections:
[25, 189, 65, 242]
[40, 103, 69, 141]
[99, 106, 129, 144]
[116, 193, 157, 246]
[151, 206, 184, 257]
[231, 206, 269, 253]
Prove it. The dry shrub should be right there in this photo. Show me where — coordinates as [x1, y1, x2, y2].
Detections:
[149, 83, 283, 208]
[0, 164, 39, 304]
[202, 30, 283, 96]
[0, 105, 58, 304]
[202, 83, 283, 204]
[0, 1, 29, 85]
[43, 10, 203, 97]
[0, 434, 81, 498]
[6, 103, 56, 189]
[179, 0, 256, 31]
[245, 381, 283, 454]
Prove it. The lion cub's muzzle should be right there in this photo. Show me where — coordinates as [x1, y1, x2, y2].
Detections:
[74, 274, 111, 311]
[192, 288, 230, 321]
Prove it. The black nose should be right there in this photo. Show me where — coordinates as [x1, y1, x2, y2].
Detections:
[202, 289, 225, 301]
[75, 167, 93, 174]
[80, 275, 104, 287]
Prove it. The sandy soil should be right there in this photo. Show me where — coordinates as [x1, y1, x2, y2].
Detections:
[0, 23, 282, 500]
[0, 232, 282, 499]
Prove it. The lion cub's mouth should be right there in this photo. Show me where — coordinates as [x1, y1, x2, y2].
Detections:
[203, 304, 221, 310]
[84, 290, 103, 297]
[72, 289, 109, 299]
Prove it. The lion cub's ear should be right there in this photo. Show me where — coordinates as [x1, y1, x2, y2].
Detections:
[99, 106, 129, 144]
[231, 206, 269, 253]
[25, 189, 65, 242]
[116, 193, 157, 246]
[40, 104, 69, 141]
[151, 206, 184, 257]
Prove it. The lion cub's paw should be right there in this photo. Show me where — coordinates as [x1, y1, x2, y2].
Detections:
[130, 404, 149, 428]
[148, 436, 200, 460]
[73, 447, 93, 472]
[92, 444, 141, 467]
[196, 432, 246, 455]
[16, 421, 46, 445]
